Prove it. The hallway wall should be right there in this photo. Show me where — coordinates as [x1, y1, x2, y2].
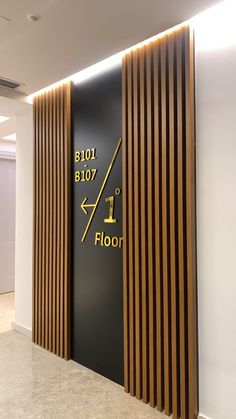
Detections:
[14, 107, 33, 335]
[0, 158, 16, 294]
[196, 41, 236, 419]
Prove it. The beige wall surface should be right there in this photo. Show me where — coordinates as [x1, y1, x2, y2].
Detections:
[14, 107, 33, 333]
[196, 37, 236, 419]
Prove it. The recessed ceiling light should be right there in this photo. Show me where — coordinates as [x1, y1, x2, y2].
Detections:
[0, 115, 10, 124]
[27, 14, 41, 23]
[2, 133, 16, 142]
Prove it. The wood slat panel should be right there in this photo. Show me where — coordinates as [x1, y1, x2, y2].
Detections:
[122, 25, 197, 419]
[32, 82, 71, 360]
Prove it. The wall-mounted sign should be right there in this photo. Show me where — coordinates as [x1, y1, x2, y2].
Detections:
[74, 138, 123, 246]
[72, 65, 123, 385]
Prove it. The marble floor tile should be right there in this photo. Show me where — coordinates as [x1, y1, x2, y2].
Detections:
[0, 331, 169, 419]
[0, 292, 14, 334]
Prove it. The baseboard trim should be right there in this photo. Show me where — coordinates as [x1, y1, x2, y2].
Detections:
[12, 321, 32, 338]
[198, 414, 213, 419]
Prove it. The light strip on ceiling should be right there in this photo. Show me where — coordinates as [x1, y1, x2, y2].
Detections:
[2, 133, 16, 142]
[28, 21, 187, 101]
[28, 0, 234, 101]
[0, 115, 10, 124]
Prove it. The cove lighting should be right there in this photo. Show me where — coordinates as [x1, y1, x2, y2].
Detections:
[192, 0, 236, 51]
[0, 115, 10, 124]
[28, 0, 235, 100]
[28, 22, 187, 100]
[2, 133, 16, 142]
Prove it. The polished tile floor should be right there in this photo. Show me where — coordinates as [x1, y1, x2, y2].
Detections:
[0, 292, 14, 333]
[0, 331, 168, 419]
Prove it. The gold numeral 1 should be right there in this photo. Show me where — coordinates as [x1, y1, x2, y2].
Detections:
[104, 196, 117, 223]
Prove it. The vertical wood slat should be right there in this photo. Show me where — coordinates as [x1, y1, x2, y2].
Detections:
[133, 49, 142, 401]
[32, 82, 71, 360]
[56, 87, 61, 356]
[64, 83, 71, 361]
[185, 27, 198, 419]
[41, 94, 46, 349]
[177, 31, 188, 419]
[52, 88, 57, 354]
[161, 35, 172, 417]
[127, 54, 135, 397]
[45, 92, 49, 351]
[139, 46, 149, 404]
[38, 96, 42, 347]
[153, 41, 164, 413]
[60, 86, 64, 358]
[49, 92, 53, 353]
[122, 25, 197, 419]
[122, 56, 129, 393]
[146, 44, 155, 408]
[168, 33, 179, 419]
[33, 95, 39, 344]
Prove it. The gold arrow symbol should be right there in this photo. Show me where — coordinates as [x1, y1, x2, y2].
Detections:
[81, 197, 95, 215]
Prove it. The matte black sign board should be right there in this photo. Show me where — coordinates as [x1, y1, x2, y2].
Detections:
[72, 66, 123, 385]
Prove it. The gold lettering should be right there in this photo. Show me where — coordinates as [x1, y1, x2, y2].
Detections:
[112, 236, 119, 247]
[104, 236, 111, 247]
[95, 232, 101, 245]
[119, 237, 123, 248]
[104, 196, 117, 224]
[94, 232, 123, 248]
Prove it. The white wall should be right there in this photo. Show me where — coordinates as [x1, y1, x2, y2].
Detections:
[196, 44, 236, 419]
[0, 158, 16, 294]
[14, 107, 33, 334]
[0, 142, 16, 153]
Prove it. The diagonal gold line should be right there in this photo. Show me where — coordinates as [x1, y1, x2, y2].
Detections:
[81, 138, 122, 242]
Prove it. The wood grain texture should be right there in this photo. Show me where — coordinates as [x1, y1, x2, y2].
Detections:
[32, 82, 71, 360]
[139, 47, 149, 404]
[122, 56, 129, 393]
[122, 25, 197, 419]
[133, 50, 142, 401]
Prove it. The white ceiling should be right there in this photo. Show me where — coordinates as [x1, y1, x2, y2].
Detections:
[0, 0, 220, 95]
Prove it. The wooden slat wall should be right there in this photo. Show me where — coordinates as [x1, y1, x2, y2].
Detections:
[33, 82, 71, 360]
[122, 25, 198, 419]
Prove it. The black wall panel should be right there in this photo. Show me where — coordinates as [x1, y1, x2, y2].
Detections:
[72, 66, 123, 385]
